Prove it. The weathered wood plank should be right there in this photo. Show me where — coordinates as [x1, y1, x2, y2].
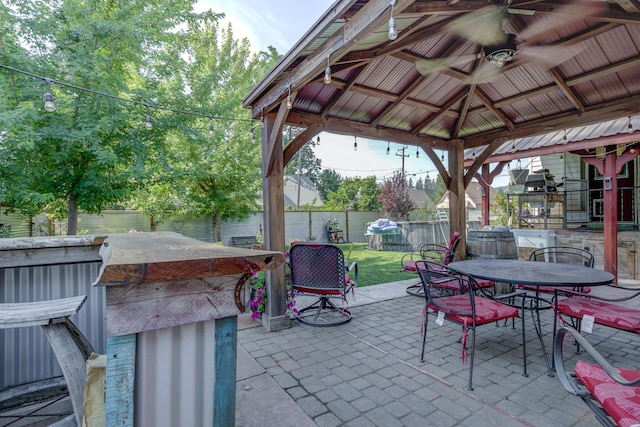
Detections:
[95, 232, 284, 285]
[104, 275, 243, 337]
[43, 321, 90, 427]
[105, 334, 136, 427]
[0, 295, 86, 329]
[214, 317, 237, 427]
[0, 235, 105, 268]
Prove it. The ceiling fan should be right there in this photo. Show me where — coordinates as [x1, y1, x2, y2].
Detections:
[414, 2, 604, 82]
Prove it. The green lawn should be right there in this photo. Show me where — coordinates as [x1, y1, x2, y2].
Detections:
[335, 243, 411, 287]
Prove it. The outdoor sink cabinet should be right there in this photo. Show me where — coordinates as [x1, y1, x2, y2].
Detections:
[95, 231, 284, 427]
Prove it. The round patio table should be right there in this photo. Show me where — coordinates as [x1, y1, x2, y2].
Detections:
[447, 259, 614, 288]
[447, 259, 615, 375]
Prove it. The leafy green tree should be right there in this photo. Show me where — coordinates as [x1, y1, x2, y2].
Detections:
[0, 0, 196, 234]
[284, 130, 322, 184]
[129, 12, 279, 240]
[317, 169, 342, 200]
[323, 176, 381, 211]
[415, 177, 424, 190]
[377, 172, 416, 221]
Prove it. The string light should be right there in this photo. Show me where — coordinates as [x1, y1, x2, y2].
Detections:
[511, 142, 516, 153]
[286, 86, 293, 109]
[560, 153, 564, 160]
[316, 135, 320, 146]
[43, 79, 55, 112]
[354, 136, 358, 151]
[441, 151, 444, 162]
[388, 0, 398, 41]
[386, 142, 390, 155]
[1, 64, 256, 137]
[324, 55, 332, 85]
[209, 117, 214, 135]
[562, 129, 568, 144]
[628, 116, 634, 134]
[415, 148, 419, 158]
[145, 105, 153, 130]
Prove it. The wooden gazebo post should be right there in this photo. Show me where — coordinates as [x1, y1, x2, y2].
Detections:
[583, 146, 640, 281]
[449, 139, 467, 255]
[261, 108, 291, 332]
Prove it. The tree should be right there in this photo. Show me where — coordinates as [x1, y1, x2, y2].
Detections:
[415, 177, 424, 190]
[323, 176, 381, 211]
[317, 169, 342, 200]
[283, 129, 322, 184]
[377, 171, 416, 221]
[129, 12, 279, 240]
[0, 0, 196, 234]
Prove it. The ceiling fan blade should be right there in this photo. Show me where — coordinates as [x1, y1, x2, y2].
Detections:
[415, 54, 478, 76]
[445, 7, 508, 46]
[506, 8, 535, 16]
[517, 3, 605, 42]
[464, 61, 502, 85]
[518, 44, 587, 67]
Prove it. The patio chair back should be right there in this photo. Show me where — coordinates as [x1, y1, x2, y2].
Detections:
[528, 246, 594, 268]
[289, 243, 356, 326]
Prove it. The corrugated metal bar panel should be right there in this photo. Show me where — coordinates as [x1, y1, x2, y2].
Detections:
[0, 261, 105, 388]
[135, 320, 215, 427]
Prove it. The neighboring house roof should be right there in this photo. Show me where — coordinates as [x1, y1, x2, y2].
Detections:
[283, 175, 323, 207]
[407, 188, 433, 209]
[436, 182, 496, 210]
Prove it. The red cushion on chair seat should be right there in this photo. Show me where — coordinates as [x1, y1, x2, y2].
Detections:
[403, 259, 418, 272]
[575, 361, 640, 427]
[556, 297, 640, 333]
[294, 286, 342, 295]
[428, 294, 519, 325]
[470, 278, 494, 289]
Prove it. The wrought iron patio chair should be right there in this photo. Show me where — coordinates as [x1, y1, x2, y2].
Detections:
[416, 260, 528, 390]
[402, 232, 462, 296]
[554, 325, 640, 427]
[519, 246, 595, 296]
[289, 242, 357, 327]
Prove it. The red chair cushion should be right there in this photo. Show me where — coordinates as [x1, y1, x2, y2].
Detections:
[556, 297, 640, 333]
[403, 259, 418, 272]
[428, 295, 519, 325]
[575, 361, 640, 427]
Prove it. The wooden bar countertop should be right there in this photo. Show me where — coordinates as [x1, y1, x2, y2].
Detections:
[93, 232, 284, 337]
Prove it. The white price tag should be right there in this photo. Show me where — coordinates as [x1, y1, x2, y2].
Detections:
[436, 310, 445, 326]
[581, 314, 595, 334]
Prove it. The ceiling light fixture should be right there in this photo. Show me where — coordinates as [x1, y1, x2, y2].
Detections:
[484, 34, 517, 68]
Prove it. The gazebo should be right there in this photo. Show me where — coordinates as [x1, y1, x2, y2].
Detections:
[243, 0, 640, 330]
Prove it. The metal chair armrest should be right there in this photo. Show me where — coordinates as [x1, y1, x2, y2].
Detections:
[347, 261, 358, 287]
[554, 326, 640, 397]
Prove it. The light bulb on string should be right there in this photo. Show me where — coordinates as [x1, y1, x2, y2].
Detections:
[388, 0, 397, 40]
[353, 136, 358, 151]
[250, 126, 255, 141]
[145, 105, 153, 130]
[441, 151, 444, 162]
[386, 142, 390, 155]
[324, 56, 331, 84]
[209, 117, 214, 135]
[628, 116, 634, 134]
[511, 143, 516, 153]
[316, 135, 320, 146]
[562, 130, 568, 144]
[286, 86, 293, 109]
[416, 148, 419, 158]
[43, 79, 55, 112]
[560, 153, 564, 160]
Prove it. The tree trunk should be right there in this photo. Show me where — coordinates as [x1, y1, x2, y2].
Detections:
[212, 212, 222, 242]
[67, 194, 78, 235]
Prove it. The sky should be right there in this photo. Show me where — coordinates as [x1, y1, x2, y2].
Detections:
[195, 0, 512, 186]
